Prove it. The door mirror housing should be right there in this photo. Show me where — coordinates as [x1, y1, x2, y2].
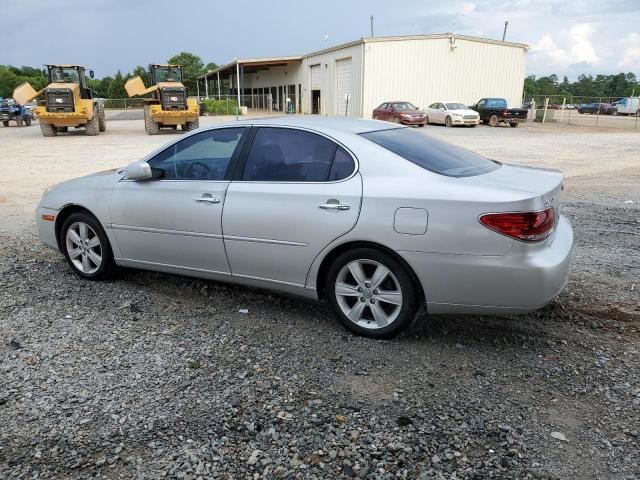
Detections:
[125, 161, 153, 181]
[89, 70, 95, 79]
[439, 107, 445, 111]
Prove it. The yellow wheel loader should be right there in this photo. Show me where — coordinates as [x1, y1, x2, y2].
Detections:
[125, 64, 199, 135]
[13, 65, 105, 137]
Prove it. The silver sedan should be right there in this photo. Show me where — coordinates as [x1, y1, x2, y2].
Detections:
[36, 117, 573, 338]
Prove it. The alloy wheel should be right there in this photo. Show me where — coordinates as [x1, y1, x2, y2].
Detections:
[65, 222, 102, 274]
[334, 259, 403, 330]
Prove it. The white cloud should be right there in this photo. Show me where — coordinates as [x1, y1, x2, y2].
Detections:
[618, 32, 640, 67]
[531, 23, 600, 67]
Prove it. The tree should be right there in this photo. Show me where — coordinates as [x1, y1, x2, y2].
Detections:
[205, 62, 218, 72]
[168, 52, 205, 95]
[131, 65, 149, 86]
[107, 70, 128, 99]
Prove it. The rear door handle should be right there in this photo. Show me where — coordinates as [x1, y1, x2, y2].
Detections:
[196, 195, 220, 204]
[319, 203, 350, 211]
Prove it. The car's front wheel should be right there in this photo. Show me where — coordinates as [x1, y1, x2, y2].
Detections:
[327, 248, 419, 339]
[61, 212, 115, 280]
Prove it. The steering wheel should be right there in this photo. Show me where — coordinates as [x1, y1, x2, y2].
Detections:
[184, 161, 212, 180]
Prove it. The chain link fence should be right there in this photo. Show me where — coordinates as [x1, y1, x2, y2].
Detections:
[523, 94, 640, 130]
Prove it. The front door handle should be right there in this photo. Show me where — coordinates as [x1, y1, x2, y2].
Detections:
[319, 203, 350, 211]
[196, 195, 220, 204]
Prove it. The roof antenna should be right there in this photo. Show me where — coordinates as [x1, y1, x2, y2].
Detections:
[502, 20, 509, 41]
[370, 15, 374, 37]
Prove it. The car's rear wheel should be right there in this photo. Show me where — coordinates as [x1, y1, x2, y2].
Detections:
[445, 116, 452, 127]
[61, 212, 115, 280]
[327, 248, 419, 339]
[509, 122, 519, 128]
[489, 114, 499, 127]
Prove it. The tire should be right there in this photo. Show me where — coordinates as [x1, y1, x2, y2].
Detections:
[489, 114, 499, 127]
[61, 212, 115, 280]
[425, 115, 429, 125]
[482, 119, 489, 125]
[393, 117, 400, 124]
[98, 106, 106, 132]
[24, 117, 31, 126]
[509, 122, 519, 128]
[15, 116, 23, 127]
[326, 248, 419, 339]
[2, 121, 8, 127]
[57, 126, 68, 133]
[40, 122, 57, 137]
[373, 115, 378, 120]
[418, 123, 424, 127]
[445, 116, 452, 127]
[144, 105, 160, 135]
[85, 112, 99, 136]
[185, 117, 199, 131]
[469, 124, 477, 128]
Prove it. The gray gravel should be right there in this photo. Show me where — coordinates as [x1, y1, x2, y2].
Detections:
[1, 198, 638, 480]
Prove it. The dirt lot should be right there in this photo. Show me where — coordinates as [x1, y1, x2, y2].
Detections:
[1, 115, 639, 479]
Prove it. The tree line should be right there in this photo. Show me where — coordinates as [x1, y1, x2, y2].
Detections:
[0, 52, 217, 99]
[524, 72, 639, 100]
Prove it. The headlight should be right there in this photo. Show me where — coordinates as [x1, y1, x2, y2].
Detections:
[401, 114, 412, 118]
[452, 113, 463, 117]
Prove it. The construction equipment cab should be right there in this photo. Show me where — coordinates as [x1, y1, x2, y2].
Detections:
[125, 64, 199, 135]
[13, 65, 105, 137]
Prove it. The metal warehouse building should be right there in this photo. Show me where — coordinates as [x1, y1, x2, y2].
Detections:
[198, 34, 528, 117]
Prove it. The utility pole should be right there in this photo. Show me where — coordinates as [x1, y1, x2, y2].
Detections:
[502, 21, 509, 41]
[370, 15, 374, 38]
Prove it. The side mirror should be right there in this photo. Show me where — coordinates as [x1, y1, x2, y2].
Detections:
[89, 70, 95, 79]
[125, 161, 153, 181]
[439, 107, 445, 111]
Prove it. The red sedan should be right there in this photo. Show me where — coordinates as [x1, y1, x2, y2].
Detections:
[372, 101, 427, 126]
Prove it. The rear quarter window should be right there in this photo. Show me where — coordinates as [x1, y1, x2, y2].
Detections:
[361, 127, 500, 177]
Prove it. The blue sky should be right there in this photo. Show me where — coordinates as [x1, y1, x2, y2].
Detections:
[1, 0, 639, 79]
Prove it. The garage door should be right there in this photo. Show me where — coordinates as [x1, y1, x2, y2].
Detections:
[310, 65, 321, 90]
[336, 58, 353, 117]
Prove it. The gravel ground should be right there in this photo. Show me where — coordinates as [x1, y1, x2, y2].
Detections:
[1, 117, 639, 479]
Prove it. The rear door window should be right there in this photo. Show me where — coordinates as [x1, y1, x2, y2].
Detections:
[361, 127, 500, 177]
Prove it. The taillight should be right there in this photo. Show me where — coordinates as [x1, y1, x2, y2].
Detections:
[479, 208, 555, 242]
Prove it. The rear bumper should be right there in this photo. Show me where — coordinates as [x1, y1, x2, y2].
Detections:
[399, 215, 573, 314]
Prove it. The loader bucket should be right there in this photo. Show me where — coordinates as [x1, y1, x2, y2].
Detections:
[125, 76, 157, 97]
[13, 82, 41, 105]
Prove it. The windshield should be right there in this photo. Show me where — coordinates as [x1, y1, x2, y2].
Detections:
[154, 67, 182, 83]
[50, 67, 80, 83]
[361, 127, 500, 177]
[445, 103, 467, 110]
[394, 102, 417, 111]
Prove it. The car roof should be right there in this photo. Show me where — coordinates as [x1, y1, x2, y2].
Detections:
[231, 115, 402, 134]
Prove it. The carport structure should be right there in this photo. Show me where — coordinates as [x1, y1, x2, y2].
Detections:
[197, 56, 302, 113]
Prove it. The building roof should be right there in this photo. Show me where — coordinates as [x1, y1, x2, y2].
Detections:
[198, 56, 303, 79]
[199, 33, 529, 79]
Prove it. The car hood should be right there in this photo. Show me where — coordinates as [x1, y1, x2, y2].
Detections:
[41, 168, 124, 206]
[449, 109, 478, 116]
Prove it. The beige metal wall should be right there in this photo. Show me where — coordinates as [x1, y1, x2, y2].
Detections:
[362, 37, 527, 117]
[301, 43, 364, 117]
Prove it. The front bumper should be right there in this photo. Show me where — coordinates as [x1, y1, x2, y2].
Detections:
[36, 206, 60, 250]
[399, 215, 573, 314]
[400, 117, 426, 125]
[451, 117, 480, 125]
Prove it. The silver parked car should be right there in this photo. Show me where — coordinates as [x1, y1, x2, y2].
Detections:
[36, 117, 573, 338]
